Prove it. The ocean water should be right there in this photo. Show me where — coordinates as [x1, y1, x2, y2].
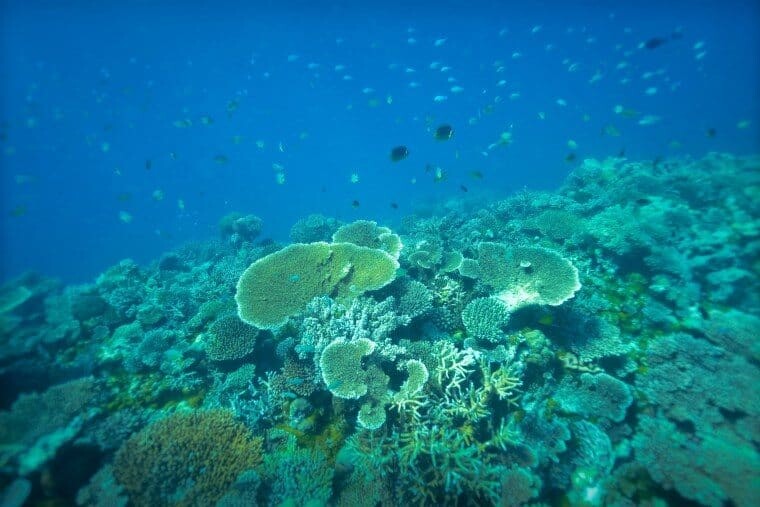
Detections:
[0, 1, 758, 506]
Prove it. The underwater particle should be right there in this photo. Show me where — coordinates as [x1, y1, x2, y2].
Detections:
[567, 139, 578, 150]
[350, 173, 360, 183]
[319, 338, 376, 399]
[390, 145, 409, 162]
[645, 86, 658, 96]
[434, 37, 447, 46]
[556, 98, 567, 107]
[450, 85, 464, 93]
[173, 118, 192, 128]
[433, 95, 448, 103]
[151, 189, 164, 201]
[177, 199, 185, 210]
[434, 124, 454, 140]
[602, 124, 621, 136]
[213, 154, 229, 164]
[118, 211, 133, 223]
[255, 139, 265, 149]
[200, 115, 213, 125]
[101, 141, 110, 153]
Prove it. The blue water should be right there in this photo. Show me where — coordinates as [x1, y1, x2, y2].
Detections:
[2, 0, 759, 282]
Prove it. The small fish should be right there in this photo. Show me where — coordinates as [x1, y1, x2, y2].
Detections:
[350, 173, 360, 183]
[705, 127, 716, 138]
[9, 205, 26, 217]
[434, 124, 454, 141]
[565, 153, 577, 163]
[602, 124, 621, 137]
[117, 192, 132, 202]
[643, 37, 668, 49]
[469, 170, 483, 179]
[459, 184, 468, 192]
[213, 154, 229, 164]
[434, 37, 447, 47]
[145, 159, 152, 170]
[433, 95, 448, 103]
[152, 189, 164, 201]
[390, 145, 409, 162]
[390, 202, 399, 209]
[226, 99, 239, 114]
[118, 211, 133, 224]
[200, 115, 213, 125]
[638, 115, 661, 126]
[351, 199, 360, 208]
[433, 166, 445, 182]
[450, 85, 464, 93]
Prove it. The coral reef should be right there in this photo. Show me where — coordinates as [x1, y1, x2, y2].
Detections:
[1, 153, 757, 506]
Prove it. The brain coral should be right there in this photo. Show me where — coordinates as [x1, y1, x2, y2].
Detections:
[206, 314, 259, 361]
[461, 297, 510, 343]
[474, 243, 581, 311]
[113, 409, 263, 507]
[235, 242, 398, 329]
[332, 220, 403, 259]
[319, 338, 376, 399]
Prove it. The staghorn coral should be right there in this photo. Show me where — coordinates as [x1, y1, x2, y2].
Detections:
[113, 409, 263, 507]
[235, 242, 398, 329]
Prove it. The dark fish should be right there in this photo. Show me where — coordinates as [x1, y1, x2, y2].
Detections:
[618, 148, 626, 157]
[213, 154, 229, 164]
[644, 37, 668, 49]
[145, 159, 152, 170]
[390, 146, 409, 162]
[117, 192, 132, 202]
[434, 124, 454, 141]
[705, 127, 716, 138]
[459, 184, 468, 192]
[351, 200, 360, 208]
[469, 170, 484, 179]
[636, 197, 652, 205]
[565, 153, 577, 162]
[390, 202, 399, 209]
[425, 163, 434, 173]
[9, 205, 27, 217]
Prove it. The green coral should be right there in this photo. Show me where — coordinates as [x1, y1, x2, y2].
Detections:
[113, 409, 263, 507]
[332, 220, 403, 259]
[319, 338, 376, 399]
[206, 314, 259, 361]
[357, 401, 387, 430]
[235, 242, 398, 329]
[472, 243, 581, 310]
[461, 297, 510, 343]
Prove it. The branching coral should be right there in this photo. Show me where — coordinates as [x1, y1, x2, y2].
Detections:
[113, 409, 263, 507]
